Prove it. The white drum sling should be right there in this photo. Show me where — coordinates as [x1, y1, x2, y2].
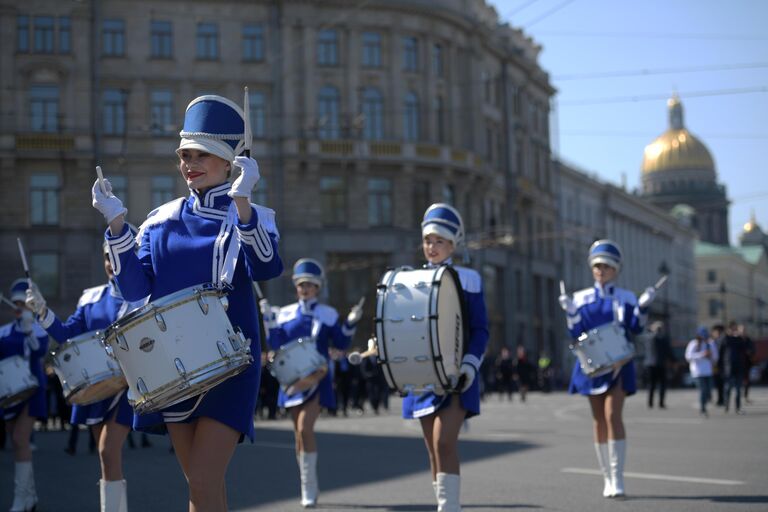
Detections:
[375, 265, 466, 395]
[104, 284, 251, 414]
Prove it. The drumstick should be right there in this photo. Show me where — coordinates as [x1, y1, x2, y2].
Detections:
[96, 165, 108, 195]
[0, 293, 20, 310]
[243, 86, 251, 158]
[17, 238, 31, 283]
[559, 280, 566, 296]
[347, 347, 378, 366]
[654, 274, 668, 290]
[252, 281, 264, 302]
[355, 296, 365, 309]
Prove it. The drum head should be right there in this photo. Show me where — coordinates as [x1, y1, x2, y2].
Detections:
[431, 266, 466, 388]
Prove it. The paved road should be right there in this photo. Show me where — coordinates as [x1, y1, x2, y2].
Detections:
[2, 387, 767, 511]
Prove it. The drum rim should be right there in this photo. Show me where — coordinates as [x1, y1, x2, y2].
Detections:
[428, 265, 467, 393]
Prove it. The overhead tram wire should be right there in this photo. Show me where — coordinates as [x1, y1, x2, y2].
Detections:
[554, 62, 768, 81]
[519, 0, 577, 29]
[532, 30, 768, 41]
[502, 0, 542, 17]
[559, 86, 768, 106]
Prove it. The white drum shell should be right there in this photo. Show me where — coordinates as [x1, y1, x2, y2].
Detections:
[51, 330, 125, 405]
[376, 266, 464, 394]
[104, 285, 250, 414]
[571, 323, 635, 377]
[269, 338, 327, 389]
[0, 355, 39, 408]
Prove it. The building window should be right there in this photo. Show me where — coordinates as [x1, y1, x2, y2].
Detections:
[403, 36, 418, 71]
[362, 32, 381, 67]
[320, 177, 346, 226]
[150, 90, 173, 134]
[58, 16, 71, 53]
[102, 19, 125, 57]
[432, 43, 443, 76]
[29, 85, 59, 133]
[249, 91, 266, 138]
[361, 87, 383, 140]
[707, 270, 717, 283]
[242, 24, 264, 61]
[317, 29, 339, 66]
[413, 180, 430, 227]
[434, 96, 445, 144]
[196, 23, 219, 60]
[110, 175, 128, 209]
[151, 21, 173, 58]
[708, 298, 719, 318]
[30, 253, 59, 297]
[317, 85, 340, 140]
[368, 178, 392, 227]
[102, 89, 126, 135]
[403, 91, 420, 141]
[30, 174, 60, 225]
[152, 175, 175, 208]
[18, 15, 30, 52]
[33, 16, 54, 53]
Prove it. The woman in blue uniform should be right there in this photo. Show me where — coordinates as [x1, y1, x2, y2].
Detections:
[1, 279, 49, 512]
[91, 94, 283, 511]
[26, 239, 144, 512]
[558, 239, 655, 498]
[402, 204, 489, 512]
[260, 258, 362, 508]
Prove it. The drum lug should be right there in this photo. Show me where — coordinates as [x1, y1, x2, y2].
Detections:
[392, 283, 406, 291]
[414, 355, 429, 362]
[73, 343, 80, 356]
[52, 356, 60, 368]
[195, 291, 209, 315]
[137, 378, 149, 397]
[228, 333, 243, 351]
[414, 281, 428, 288]
[219, 295, 229, 311]
[117, 334, 129, 351]
[217, 340, 229, 358]
[390, 356, 407, 364]
[154, 311, 167, 332]
[174, 358, 187, 377]
[389, 317, 404, 323]
[410, 315, 424, 321]
[81, 368, 89, 380]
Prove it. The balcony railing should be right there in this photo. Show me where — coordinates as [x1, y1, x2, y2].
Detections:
[16, 134, 75, 151]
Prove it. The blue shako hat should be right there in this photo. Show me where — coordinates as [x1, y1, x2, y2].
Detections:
[292, 258, 324, 288]
[696, 326, 710, 339]
[421, 203, 464, 245]
[10, 278, 28, 302]
[177, 95, 247, 162]
[588, 239, 623, 271]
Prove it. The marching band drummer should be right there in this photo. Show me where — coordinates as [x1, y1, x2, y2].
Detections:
[1, 279, 49, 512]
[558, 240, 656, 498]
[259, 258, 363, 508]
[403, 204, 489, 512]
[25, 237, 144, 512]
[91, 94, 283, 512]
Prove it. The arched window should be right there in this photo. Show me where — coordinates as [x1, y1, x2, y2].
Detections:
[317, 85, 340, 139]
[362, 87, 383, 140]
[403, 91, 419, 141]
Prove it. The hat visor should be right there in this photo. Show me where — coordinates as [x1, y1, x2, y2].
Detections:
[589, 256, 620, 270]
[10, 292, 26, 302]
[293, 276, 322, 287]
[176, 138, 234, 162]
[422, 224, 456, 244]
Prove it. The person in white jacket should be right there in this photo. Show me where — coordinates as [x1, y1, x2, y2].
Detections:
[685, 326, 719, 417]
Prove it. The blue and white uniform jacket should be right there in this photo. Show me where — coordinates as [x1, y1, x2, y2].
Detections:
[566, 281, 644, 396]
[105, 182, 283, 441]
[267, 298, 355, 409]
[403, 262, 489, 420]
[0, 319, 49, 420]
[39, 281, 144, 426]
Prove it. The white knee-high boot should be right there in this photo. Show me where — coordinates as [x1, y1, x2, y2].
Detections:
[608, 439, 626, 497]
[299, 452, 318, 508]
[10, 461, 37, 512]
[432, 480, 438, 503]
[436, 472, 461, 512]
[100, 479, 128, 512]
[594, 443, 613, 497]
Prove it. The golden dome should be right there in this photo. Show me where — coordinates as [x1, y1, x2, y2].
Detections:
[641, 95, 715, 175]
[743, 210, 761, 233]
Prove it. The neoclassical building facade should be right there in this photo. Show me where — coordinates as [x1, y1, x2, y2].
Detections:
[1, 1, 559, 358]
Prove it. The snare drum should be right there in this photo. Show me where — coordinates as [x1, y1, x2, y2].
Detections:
[0, 355, 39, 408]
[375, 265, 467, 395]
[269, 338, 328, 396]
[51, 331, 126, 405]
[570, 323, 635, 377]
[104, 284, 251, 414]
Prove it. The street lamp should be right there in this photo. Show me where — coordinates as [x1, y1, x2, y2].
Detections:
[719, 282, 728, 325]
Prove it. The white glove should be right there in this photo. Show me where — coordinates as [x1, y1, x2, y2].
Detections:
[346, 303, 364, 326]
[456, 359, 477, 393]
[25, 280, 47, 318]
[638, 286, 656, 309]
[92, 178, 127, 223]
[259, 299, 277, 329]
[19, 309, 35, 334]
[228, 156, 261, 198]
[558, 294, 576, 315]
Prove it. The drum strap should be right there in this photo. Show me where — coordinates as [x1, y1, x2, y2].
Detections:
[217, 204, 240, 287]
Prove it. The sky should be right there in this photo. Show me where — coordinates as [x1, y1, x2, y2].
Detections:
[490, 0, 768, 246]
